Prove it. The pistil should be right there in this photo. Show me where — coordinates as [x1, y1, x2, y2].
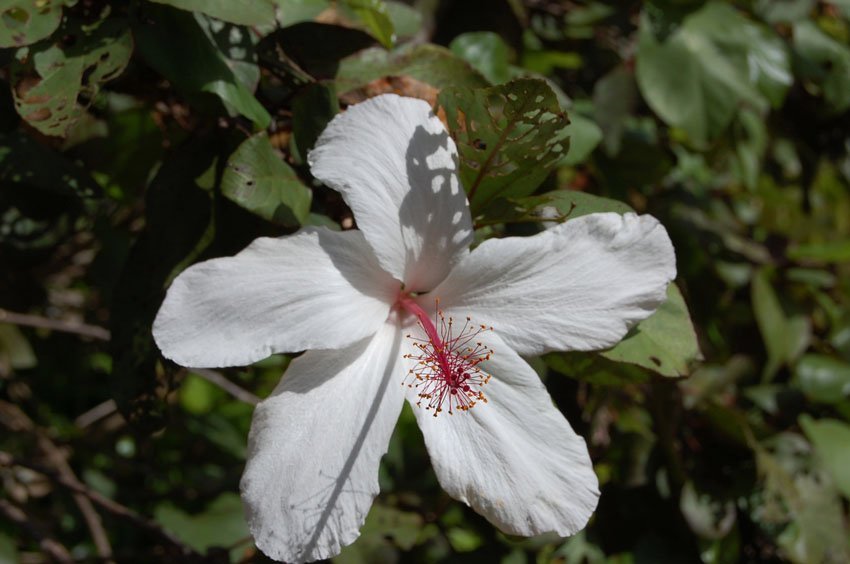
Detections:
[397, 294, 493, 416]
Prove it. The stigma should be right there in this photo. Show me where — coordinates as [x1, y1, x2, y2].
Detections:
[397, 295, 493, 416]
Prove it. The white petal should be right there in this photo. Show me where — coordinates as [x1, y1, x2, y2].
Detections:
[309, 94, 473, 292]
[430, 212, 676, 355]
[407, 332, 599, 536]
[241, 320, 406, 563]
[153, 227, 397, 368]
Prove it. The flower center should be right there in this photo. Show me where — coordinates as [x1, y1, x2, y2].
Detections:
[396, 294, 493, 416]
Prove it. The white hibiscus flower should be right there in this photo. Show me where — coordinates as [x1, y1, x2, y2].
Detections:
[152, 94, 676, 563]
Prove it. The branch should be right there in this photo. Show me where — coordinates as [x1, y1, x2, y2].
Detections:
[0, 308, 110, 341]
[0, 499, 73, 563]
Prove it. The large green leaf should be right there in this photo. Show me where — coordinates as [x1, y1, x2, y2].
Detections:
[148, 0, 276, 25]
[336, 44, 488, 94]
[10, 18, 132, 136]
[345, 0, 394, 49]
[437, 78, 570, 212]
[449, 32, 511, 85]
[636, 2, 786, 146]
[0, 0, 71, 48]
[476, 190, 632, 226]
[134, 6, 270, 128]
[601, 284, 702, 377]
[221, 133, 312, 226]
[799, 415, 850, 500]
[273, 0, 403, 47]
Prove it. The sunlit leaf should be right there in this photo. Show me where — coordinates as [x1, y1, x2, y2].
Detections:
[221, 133, 312, 226]
[438, 78, 570, 212]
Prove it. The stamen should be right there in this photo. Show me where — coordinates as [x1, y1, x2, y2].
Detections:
[397, 296, 494, 417]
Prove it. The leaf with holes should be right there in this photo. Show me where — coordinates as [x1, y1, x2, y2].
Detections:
[10, 18, 132, 137]
[221, 133, 312, 227]
[0, 0, 73, 48]
[437, 78, 570, 213]
[601, 284, 702, 377]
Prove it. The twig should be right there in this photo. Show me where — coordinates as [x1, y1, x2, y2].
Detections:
[0, 400, 113, 560]
[0, 450, 203, 560]
[75, 399, 119, 429]
[36, 435, 114, 561]
[193, 368, 260, 406]
[0, 499, 73, 563]
[0, 308, 110, 341]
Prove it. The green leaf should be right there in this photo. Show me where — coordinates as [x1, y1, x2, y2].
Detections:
[273, 0, 327, 27]
[345, 0, 395, 49]
[0, 323, 36, 370]
[799, 415, 850, 499]
[788, 240, 850, 263]
[751, 268, 811, 381]
[592, 65, 638, 156]
[449, 31, 512, 85]
[0, 0, 70, 48]
[733, 107, 768, 191]
[601, 284, 702, 377]
[221, 133, 312, 226]
[148, 0, 276, 25]
[10, 18, 132, 136]
[0, 531, 18, 564]
[636, 2, 784, 146]
[560, 113, 602, 166]
[793, 20, 850, 113]
[336, 44, 488, 94]
[155, 493, 249, 554]
[134, 6, 271, 128]
[384, 1, 422, 39]
[794, 355, 850, 404]
[752, 433, 850, 563]
[438, 78, 570, 212]
[476, 190, 632, 226]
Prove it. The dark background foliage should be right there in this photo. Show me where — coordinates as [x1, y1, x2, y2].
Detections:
[1, 0, 850, 562]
